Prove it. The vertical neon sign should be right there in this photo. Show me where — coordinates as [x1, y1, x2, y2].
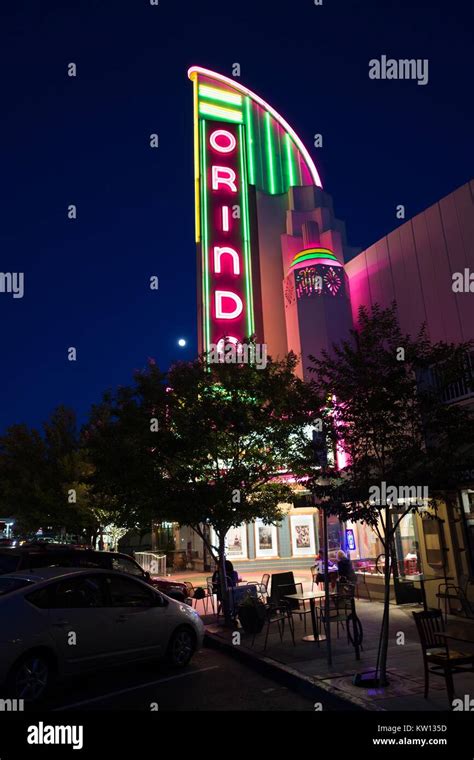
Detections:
[189, 66, 323, 355]
[196, 110, 254, 355]
[205, 122, 253, 352]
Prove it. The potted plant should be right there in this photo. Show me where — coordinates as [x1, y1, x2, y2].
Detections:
[237, 593, 267, 634]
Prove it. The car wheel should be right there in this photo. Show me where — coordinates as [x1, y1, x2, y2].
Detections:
[8, 651, 53, 702]
[167, 627, 196, 667]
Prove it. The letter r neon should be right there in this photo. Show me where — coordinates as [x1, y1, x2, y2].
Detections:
[212, 166, 238, 192]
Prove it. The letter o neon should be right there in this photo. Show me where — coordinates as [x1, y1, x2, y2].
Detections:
[209, 129, 236, 154]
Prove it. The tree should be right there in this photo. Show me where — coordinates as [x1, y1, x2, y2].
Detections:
[302, 304, 474, 685]
[86, 349, 319, 623]
[0, 406, 120, 542]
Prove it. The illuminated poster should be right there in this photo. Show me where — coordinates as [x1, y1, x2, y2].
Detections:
[254, 518, 279, 558]
[226, 525, 248, 559]
[210, 525, 248, 560]
[290, 514, 316, 557]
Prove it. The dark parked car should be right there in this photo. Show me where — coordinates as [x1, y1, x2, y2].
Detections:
[0, 544, 189, 602]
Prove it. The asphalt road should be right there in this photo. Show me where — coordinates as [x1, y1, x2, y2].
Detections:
[24, 646, 315, 712]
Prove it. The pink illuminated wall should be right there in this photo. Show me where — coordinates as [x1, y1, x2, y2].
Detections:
[345, 181, 474, 343]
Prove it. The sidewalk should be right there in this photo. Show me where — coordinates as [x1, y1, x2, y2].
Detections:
[169, 569, 474, 711]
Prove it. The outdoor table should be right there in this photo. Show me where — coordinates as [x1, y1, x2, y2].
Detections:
[399, 575, 453, 612]
[284, 590, 331, 643]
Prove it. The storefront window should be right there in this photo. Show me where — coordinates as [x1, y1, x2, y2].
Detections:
[346, 511, 421, 576]
[394, 512, 420, 577]
[461, 490, 474, 575]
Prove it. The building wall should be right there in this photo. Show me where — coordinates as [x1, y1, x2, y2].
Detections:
[345, 180, 474, 343]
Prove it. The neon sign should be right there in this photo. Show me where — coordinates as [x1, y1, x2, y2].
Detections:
[200, 121, 253, 351]
[346, 529, 356, 552]
[189, 66, 323, 355]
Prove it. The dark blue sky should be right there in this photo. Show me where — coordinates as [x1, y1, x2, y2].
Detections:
[1, 0, 472, 434]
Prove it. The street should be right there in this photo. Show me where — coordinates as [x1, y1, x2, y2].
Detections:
[26, 647, 315, 712]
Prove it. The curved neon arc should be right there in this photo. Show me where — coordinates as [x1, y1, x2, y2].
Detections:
[292, 247, 338, 262]
[188, 66, 322, 189]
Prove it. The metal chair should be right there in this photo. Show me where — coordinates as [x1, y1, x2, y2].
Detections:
[250, 573, 270, 601]
[318, 593, 353, 640]
[436, 583, 470, 622]
[412, 609, 474, 705]
[184, 581, 212, 614]
[277, 582, 312, 633]
[254, 602, 295, 651]
[206, 577, 216, 614]
[310, 565, 318, 591]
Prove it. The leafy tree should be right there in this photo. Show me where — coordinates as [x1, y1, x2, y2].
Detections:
[0, 406, 118, 542]
[300, 304, 474, 684]
[86, 350, 319, 623]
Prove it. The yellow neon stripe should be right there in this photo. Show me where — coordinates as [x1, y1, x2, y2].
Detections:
[193, 76, 200, 243]
[199, 102, 243, 122]
[199, 84, 242, 106]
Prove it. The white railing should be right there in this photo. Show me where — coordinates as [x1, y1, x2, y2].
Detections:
[135, 552, 167, 576]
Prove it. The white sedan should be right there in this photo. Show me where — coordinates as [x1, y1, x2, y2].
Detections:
[0, 567, 204, 702]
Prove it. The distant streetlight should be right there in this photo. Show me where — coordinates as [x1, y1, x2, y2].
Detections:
[178, 338, 187, 348]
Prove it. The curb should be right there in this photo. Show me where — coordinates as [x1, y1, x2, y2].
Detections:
[204, 628, 384, 712]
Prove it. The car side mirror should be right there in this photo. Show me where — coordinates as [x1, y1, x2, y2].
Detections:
[144, 571, 151, 582]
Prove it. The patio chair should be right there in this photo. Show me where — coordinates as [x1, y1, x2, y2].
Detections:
[436, 583, 471, 622]
[277, 582, 312, 633]
[337, 579, 357, 598]
[412, 609, 474, 705]
[209, 574, 235, 616]
[249, 573, 270, 601]
[184, 581, 213, 614]
[310, 565, 318, 591]
[253, 602, 295, 651]
[318, 593, 353, 640]
[206, 577, 216, 615]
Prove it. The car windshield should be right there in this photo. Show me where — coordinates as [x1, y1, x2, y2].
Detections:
[0, 554, 21, 573]
[0, 577, 33, 595]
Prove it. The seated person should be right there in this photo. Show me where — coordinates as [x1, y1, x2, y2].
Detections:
[315, 550, 338, 587]
[212, 560, 238, 596]
[337, 549, 356, 583]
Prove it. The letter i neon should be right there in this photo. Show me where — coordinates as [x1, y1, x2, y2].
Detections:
[222, 206, 230, 232]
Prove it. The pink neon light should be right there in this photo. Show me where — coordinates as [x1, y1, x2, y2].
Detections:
[212, 166, 238, 192]
[188, 66, 322, 188]
[210, 129, 236, 154]
[222, 205, 230, 231]
[215, 291, 243, 319]
[214, 245, 240, 275]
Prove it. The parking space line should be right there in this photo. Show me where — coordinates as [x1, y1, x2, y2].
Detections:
[53, 666, 220, 710]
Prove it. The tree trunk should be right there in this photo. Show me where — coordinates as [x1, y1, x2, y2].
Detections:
[378, 508, 392, 686]
[323, 508, 332, 666]
[218, 539, 232, 627]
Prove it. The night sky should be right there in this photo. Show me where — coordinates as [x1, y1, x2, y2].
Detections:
[1, 0, 472, 434]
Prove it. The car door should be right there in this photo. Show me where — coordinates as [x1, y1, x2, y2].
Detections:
[101, 574, 167, 661]
[47, 574, 117, 673]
